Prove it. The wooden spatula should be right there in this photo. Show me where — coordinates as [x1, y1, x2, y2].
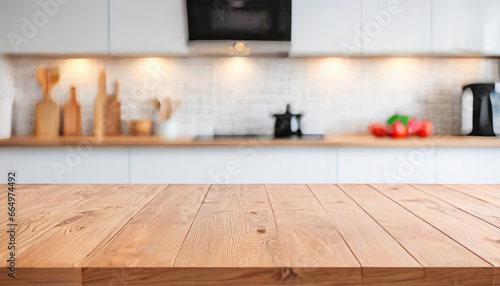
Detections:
[103, 81, 121, 136]
[63, 86, 82, 136]
[35, 67, 60, 137]
[94, 69, 107, 137]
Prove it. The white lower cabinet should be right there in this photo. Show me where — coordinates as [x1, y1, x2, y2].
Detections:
[1, 146, 500, 184]
[337, 147, 436, 183]
[436, 148, 500, 183]
[130, 147, 337, 184]
[0, 147, 129, 184]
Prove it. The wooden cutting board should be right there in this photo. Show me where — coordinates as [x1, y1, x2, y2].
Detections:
[63, 87, 82, 136]
[94, 70, 107, 137]
[103, 81, 121, 136]
[35, 67, 60, 137]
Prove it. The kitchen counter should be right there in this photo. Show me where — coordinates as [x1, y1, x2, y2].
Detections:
[1, 184, 498, 286]
[1, 134, 500, 147]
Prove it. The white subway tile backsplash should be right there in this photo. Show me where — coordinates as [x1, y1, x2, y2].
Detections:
[3, 56, 500, 136]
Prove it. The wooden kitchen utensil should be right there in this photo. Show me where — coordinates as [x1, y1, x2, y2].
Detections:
[35, 67, 60, 137]
[63, 87, 82, 136]
[94, 69, 107, 137]
[154, 96, 182, 120]
[103, 81, 121, 136]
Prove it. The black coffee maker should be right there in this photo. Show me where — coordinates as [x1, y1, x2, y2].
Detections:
[461, 83, 499, 136]
[273, 104, 302, 138]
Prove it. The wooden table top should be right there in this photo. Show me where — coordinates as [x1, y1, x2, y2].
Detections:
[1, 184, 499, 286]
[1, 134, 500, 147]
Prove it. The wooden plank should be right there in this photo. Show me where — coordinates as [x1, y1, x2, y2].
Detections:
[264, 184, 360, 269]
[495, 267, 500, 286]
[340, 184, 492, 286]
[82, 267, 449, 286]
[0, 185, 119, 261]
[0, 185, 121, 285]
[379, 184, 500, 268]
[443, 184, 500, 207]
[174, 185, 281, 267]
[412, 184, 500, 228]
[308, 184, 423, 280]
[0, 268, 82, 286]
[12, 185, 166, 267]
[84, 184, 210, 267]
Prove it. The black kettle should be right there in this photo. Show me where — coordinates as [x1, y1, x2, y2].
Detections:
[273, 104, 302, 138]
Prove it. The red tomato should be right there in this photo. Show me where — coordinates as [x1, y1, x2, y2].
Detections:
[407, 119, 421, 135]
[391, 121, 406, 138]
[372, 127, 387, 137]
[368, 123, 387, 137]
[368, 123, 381, 131]
[417, 121, 433, 137]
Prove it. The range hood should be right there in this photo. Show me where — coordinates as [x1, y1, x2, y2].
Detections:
[186, 0, 291, 56]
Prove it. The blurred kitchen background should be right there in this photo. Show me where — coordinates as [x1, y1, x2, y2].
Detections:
[4, 56, 500, 136]
[1, 0, 500, 137]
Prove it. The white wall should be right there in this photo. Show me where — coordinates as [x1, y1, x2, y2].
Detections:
[4, 56, 500, 137]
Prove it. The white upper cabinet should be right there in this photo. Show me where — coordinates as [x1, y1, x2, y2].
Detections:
[361, 0, 432, 55]
[290, 0, 362, 56]
[109, 0, 190, 55]
[0, 0, 108, 54]
[433, 0, 500, 55]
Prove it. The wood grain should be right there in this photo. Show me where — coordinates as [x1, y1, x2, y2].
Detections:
[94, 70, 107, 137]
[2, 134, 500, 147]
[443, 184, 500, 207]
[14, 185, 165, 267]
[175, 184, 281, 267]
[341, 184, 492, 286]
[0, 185, 119, 260]
[383, 184, 500, 267]
[82, 267, 454, 286]
[35, 67, 60, 138]
[265, 184, 360, 270]
[63, 86, 83, 136]
[412, 184, 500, 228]
[0, 268, 82, 286]
[1, 184, 499, 286]
[85, 184, 209, 267]
[308, 184, 422, 280]
[103, 81, 121, 136]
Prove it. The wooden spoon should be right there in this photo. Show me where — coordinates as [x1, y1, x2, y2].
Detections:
[48, 67, 60, 100]
[36, 67, 48, 101]
[163, 97, 173, 120]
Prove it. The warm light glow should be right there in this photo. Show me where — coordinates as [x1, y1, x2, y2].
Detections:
[62, 58, 93, 75]
[379, 58, 422, 79]
[319, 58, 350, 76]
[223, 57, 255, 75]
[137, 57, 170, 74]
[309, 58, 354, 84]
